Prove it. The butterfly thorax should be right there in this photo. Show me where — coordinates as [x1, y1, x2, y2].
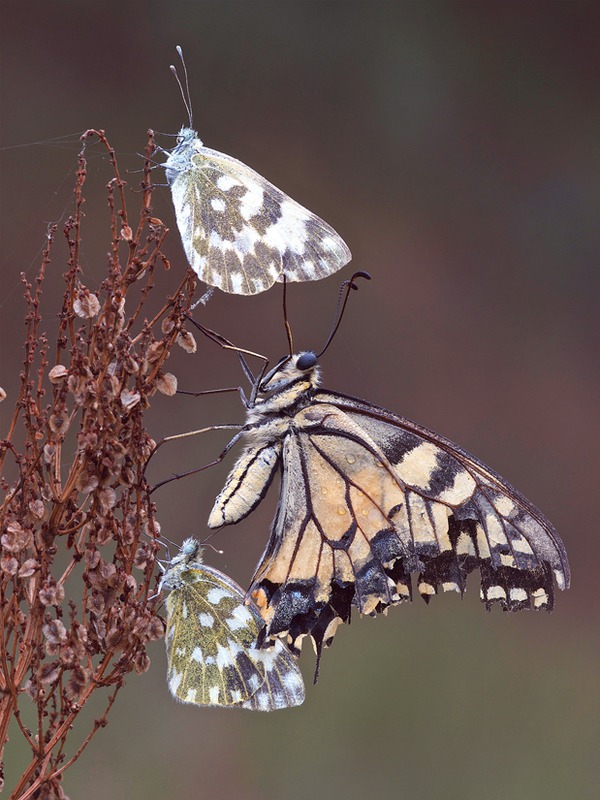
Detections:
[164, 127, 204, 186]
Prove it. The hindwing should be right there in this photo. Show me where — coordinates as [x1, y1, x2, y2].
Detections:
[244, 391, 569, 654]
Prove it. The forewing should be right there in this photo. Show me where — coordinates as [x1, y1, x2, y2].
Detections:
[165, 565, 304, 710]
[249, 395, 569, 654]
[170, 146, 351, 295]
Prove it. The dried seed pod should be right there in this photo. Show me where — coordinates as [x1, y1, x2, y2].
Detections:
[73, 291, 101, 319]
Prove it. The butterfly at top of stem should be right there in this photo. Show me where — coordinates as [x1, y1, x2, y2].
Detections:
[159, 537, 305, 710]
[206, 349, 570, 662]
[163, 127, 351, 295]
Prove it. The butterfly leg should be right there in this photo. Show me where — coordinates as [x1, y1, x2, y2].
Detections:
[147, 425, 244, 494]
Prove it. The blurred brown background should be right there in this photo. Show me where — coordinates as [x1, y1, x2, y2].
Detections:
[1, 2, 599, 798]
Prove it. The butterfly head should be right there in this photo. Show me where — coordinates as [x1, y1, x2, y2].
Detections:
[175, 126, 202, 148]
[158, 537, 204, 592]
[259, 351, 321, 395]
[164, 127, 203, 186]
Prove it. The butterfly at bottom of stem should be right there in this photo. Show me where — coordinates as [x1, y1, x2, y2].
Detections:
[158, 537, 305, 710]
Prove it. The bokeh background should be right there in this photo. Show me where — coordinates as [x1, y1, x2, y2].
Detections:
[1, 2, 599, 798]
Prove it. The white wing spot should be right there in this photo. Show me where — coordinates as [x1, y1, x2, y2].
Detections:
[532, 588, 549, 607]
[198, 612, 215, 627]
[210, 197, 226, 212]
[216, 175, 240, 191]
[442, 581, 460, 593]
[191, 646, 204, 662]
[169, 671, 183, 694]
[229, 272, 245, 293]
[206, 587, 231, 605]
[227, 606, 254, 631]
[216, 643, 235, 669]
[240, 185, 264, 220]
[510, 588, 528, 602]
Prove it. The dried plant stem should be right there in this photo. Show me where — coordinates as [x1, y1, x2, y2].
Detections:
[1, 130, 199, 798]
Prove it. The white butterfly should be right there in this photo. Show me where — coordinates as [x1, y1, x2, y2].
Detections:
[163, 126, 351, 295]
[159, 537, 305, 710]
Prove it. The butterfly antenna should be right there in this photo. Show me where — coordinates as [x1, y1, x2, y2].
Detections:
[316, 271, 371, 358]
[170, 45, 193, 128]
[183, 312, 269, 390]
[282, 275, 294, 356]
[183, 313, 266, 365]
[198, 534, 224, 556]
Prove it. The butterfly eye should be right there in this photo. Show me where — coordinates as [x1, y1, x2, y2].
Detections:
[296, 352, 317, 371]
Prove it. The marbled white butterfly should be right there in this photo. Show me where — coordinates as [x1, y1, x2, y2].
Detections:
[163, 48, 351, 295]
[159, 537, 305, 710]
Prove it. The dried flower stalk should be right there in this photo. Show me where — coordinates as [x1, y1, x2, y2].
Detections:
[0, 130, 196, 799]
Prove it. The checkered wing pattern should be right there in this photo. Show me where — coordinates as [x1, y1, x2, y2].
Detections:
[164, 128, 351, 295]
[161, 538, 304, 710]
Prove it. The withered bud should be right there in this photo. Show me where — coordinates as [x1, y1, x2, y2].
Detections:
[28, 499, 46, 520]
[43, 444, 56, 465]
[176, 329, 197, 354]
[73, 290, 101, 319]
[86, 591, 105, 617]
[0, 386, 6, 402]
[76, 469, 99, 494]
[49, 412, 70, 437]
[66, 665, 89, 698]
[157, 372, 178, 396]
[43, 618, 68, 645]
[38, 662, 61, 685]
[120, 225, 133, 242]
[24, 679, 38, 701]
[39, 579, 65, 607]
[2, 521, 33, 553]
[145, 341, 164, 364]
[133, 651, 151, 675]
[85, 547, 101, 570]
[1, 554, 19, 576]
[120, 388, 141, 411]
[134, 543, 153, 569]
[161, 317, 175, 334]
[133, 614, 164, 643]
[48, 364, 69, 383]
[98, 487, 117, 513]
[18, 558, 39, 578]
[73, 622, 88, 648]
[60, 645, 76, 665]
[106, 625, 124, 649]
[144, 519, 161, 537]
